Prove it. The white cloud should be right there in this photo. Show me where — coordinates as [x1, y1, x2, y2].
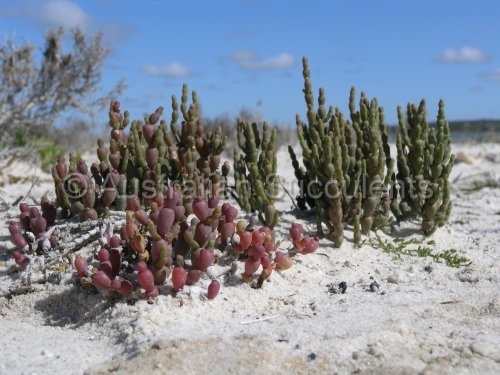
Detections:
[231, 50, 295, 70]
[439, 45, 488, 63]
[0, 1, 135, 43]
[260, 53, 295, 69]
[0, 0, 92, 30]
[481, 67, 500, 82]
[143, 62, 191, 78]
[40, 0, 92, 30]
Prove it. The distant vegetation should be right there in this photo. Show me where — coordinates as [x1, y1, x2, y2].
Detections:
[448, 119, 500, 131]
[383, 119, 500, 143]
[448, 119, 500, 142]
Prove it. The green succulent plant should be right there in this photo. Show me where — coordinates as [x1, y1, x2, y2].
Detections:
[233, 120, 279, 228]
[289, 56, 454, 246]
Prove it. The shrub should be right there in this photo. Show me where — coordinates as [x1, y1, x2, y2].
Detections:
[289, 57, 454, 246]
[0, 27, 125, 145]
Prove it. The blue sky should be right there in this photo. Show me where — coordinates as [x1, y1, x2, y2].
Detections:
[1, 0, 499, 128]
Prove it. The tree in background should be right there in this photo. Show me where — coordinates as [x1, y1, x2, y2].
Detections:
[0, 27, 126, 145]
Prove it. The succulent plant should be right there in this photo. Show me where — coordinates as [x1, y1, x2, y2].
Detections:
[51, 85, 228, 221]
[289, 223, 320, 254]
[391, 99, 455, 234]
[8, 200, 58, 267]
[233, 120, 280, 227]
[349, 89, 394, 235]
[207, 279, 220, 299]
[5, 60, 457, 311]
[69, 186, 296, 300]
[288, 56, 453, 246]
[289, 57, 395, 247]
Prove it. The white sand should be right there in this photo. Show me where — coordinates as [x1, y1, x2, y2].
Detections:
[0, 142, 499, 375]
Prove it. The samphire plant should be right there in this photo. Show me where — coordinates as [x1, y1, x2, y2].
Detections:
[7, 85, 321, 303]
[391, 99, 455, 234]
[73, 191, 296, 300]
[8, 191, 301, 300]
[289, 57, 455, 246]
[5, 58, 463, 307]
[289, 57, 394, 247]
[233, 120, 280, 228]
[51, 84, 229, 221]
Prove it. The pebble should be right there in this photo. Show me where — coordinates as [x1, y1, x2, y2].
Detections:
[307, 352, 317, 361]
[338, 281, 347, 294]
[369, 281, 380, 292]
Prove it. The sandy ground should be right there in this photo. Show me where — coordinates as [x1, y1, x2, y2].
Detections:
[0, 142, 499, 375]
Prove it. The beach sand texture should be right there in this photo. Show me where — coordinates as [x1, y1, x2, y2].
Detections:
[0, 142, 499, 375]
